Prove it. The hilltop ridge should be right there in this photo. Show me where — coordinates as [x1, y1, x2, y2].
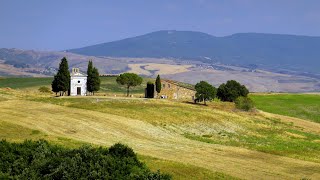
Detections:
[67, 30, 320, 73]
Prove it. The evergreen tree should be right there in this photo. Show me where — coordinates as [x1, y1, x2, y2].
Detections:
[86, 60, 100, 95]
[52, 57, 70, 96]
[146, 81, 155, 98]
[91, 67, 101, 95]
[51, 75, 59, 96]
[155, 74, 162, 94]
[58, 57, 70, 95]
[86, 60, 94, 95]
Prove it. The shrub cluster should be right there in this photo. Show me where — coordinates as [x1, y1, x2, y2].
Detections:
[0, 140, 171, 180]
[38, 86, 51, 93]
[217, 80, 249, 102]
[235, 96, 254, 111]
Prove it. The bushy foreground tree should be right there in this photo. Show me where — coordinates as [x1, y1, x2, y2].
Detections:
[195, 81, 216, 105]
[0, 140, 171, 179]
[235, 96, 254, 111]
[51, 57, 70, 96]
[155, 74, 162, 94]
[87, 60, 101, 95]
[116, 73, 143, 97]
[217, 80, 249, 102]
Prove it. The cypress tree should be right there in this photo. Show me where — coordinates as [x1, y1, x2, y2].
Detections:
[155, 74, 161, 94]
[52, 57, 70, 96]
[51, 75, 59, 96]
[87, 60, 93, 95]
[91, 67, 101, 95]
[59, 57, 70, 96]
[146, 81, 155, 98]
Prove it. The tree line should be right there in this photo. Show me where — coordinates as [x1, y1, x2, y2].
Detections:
[119, 72, 251, 110]
[194, 79, 253, 110]
[51, 57, 101, 96]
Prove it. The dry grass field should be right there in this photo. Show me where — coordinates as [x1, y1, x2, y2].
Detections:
[1, 86, 320, 179]
[128, 63, 193, 76]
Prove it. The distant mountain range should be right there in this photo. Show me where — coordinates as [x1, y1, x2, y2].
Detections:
[67, 30, 320, 73]
[1, 30, 320, 92]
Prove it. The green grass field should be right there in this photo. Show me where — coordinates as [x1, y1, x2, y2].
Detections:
[251, 94, 320, 123]
[0, 77, 53, 89]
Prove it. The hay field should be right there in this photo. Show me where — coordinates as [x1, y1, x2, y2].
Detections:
[0, 87, 320, 179]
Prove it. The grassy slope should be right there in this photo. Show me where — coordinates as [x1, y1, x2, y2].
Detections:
[1, 79, 320, 179]
[0, 121, 236, 180]
[0, 90, 320, 179]
[251, 94, 320, 123]
[30, 96, 320, 163]
[1, 100, 320, 179]
[0, 77, 53, 89]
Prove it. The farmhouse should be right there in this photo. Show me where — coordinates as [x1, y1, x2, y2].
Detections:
[70, 68, 87, 96]
[156, 79, 196, 100]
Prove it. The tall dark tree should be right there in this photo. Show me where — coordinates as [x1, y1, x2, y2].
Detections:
[155, 75, 162, 94]
[86, 60, 94, 95]
[145, 81, 155, 98]
[195, 81, 216, 105]
[86, 60, 100, 95]
[91, 67, 101, 95]
[116, 73, 143, 97]
[51, 75, 59, 96]
[51, 57, 70, 96]
[217, 80, 249, 102]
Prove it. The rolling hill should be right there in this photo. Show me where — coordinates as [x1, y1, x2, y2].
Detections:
[1, 30, 320, 92]
[68, 30, 320, 73]
[0, 79, 320, 179]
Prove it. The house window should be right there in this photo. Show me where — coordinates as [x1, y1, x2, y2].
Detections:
[78, 80, 80, 83]
[163, 84, 165, 88]
[168, 84, 171, 88]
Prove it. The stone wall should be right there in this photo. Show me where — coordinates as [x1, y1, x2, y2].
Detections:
[156, 80, 195, 100]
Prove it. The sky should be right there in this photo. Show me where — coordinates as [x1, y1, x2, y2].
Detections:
[1, 0, 320, 51]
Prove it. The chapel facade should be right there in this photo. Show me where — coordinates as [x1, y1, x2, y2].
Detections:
[70, 68, 87, 96]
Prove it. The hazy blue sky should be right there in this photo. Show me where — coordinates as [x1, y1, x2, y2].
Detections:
[1, 0, 320, 50]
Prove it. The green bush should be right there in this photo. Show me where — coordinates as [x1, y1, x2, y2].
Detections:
[235, 96, 254, 111]
[217, 80, 249, 102]
[0, 140, 171, 179]
[38, 86, 51, 93]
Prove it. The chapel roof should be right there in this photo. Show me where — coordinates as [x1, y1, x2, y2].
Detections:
[71, 68, 87, 77]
